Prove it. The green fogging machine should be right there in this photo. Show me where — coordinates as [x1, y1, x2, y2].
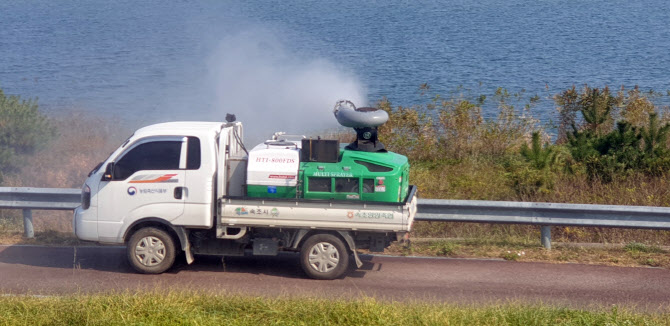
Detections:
[246, 100, 410, 203]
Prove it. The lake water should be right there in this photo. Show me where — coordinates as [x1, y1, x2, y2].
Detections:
[1, 0, 669, 136]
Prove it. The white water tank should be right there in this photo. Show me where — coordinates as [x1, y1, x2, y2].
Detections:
[246, 140, 301, 187]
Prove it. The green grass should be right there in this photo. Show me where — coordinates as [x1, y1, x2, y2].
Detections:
[428, 240, 459, 257]
[0, 229, 81, 246]
[387, 238, 670, 269]
[0, 291, 667, 325]
[624, 242, 666, 254]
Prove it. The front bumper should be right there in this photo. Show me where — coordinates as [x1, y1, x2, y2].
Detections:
[73, 206, 99, 241]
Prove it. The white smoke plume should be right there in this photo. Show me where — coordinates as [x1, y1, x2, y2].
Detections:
[206, 28, 367, 144]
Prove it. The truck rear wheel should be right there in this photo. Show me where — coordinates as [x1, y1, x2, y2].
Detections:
[127, 227, 176, 274]
[300, 234, 349, 280]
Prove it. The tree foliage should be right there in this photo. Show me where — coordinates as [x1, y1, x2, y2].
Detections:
[563, 88, 670, 181]
[578, 87, 615, 135]
[0, 88, 55, 182]
[520, 132, 557, 170]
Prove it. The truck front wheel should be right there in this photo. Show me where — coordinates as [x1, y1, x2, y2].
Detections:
[127, 227, 176, 274]
[300, 234, 349, 280]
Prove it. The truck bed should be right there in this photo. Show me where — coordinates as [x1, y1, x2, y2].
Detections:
[218, 186, 417, 232]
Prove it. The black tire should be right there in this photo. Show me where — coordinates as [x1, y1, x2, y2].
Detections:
[127, 227, 176, 274]
[300, 234, 349, 280]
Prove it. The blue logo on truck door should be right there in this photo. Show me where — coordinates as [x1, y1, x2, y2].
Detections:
[127, 187, 137, 196]
[267, 186, 277, 194]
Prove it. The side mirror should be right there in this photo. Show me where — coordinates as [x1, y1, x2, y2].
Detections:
[102, 162, 115, 181]
[88, 162, 103, 177]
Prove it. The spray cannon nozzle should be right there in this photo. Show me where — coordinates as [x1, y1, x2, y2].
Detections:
[225, 113, 237, 123]
[333, 100, 388, 153]
[333, 100, 389, 128]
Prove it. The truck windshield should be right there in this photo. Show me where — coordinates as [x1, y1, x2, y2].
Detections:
[95, 134, 135, 175]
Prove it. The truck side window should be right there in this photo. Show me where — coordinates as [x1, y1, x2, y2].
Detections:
[335, 178, 359, 193]
[187, 137, 201, 170]
[114, 141, 182, 180]
[308, 177, 331, 192]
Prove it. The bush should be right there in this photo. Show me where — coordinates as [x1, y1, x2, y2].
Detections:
[428, 241, 459, 256]
[623, 242, 665, 254]
[377, 98, 439, 161]
[558, 86, 670, 181]
[504, 156, 555, 198]
[378, 87, 538, 162]
[0, 88, 55, 183]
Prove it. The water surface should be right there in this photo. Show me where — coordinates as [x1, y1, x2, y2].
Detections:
[1, 0, 668, 129]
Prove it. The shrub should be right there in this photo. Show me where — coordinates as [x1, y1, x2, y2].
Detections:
[561, 87, 670, 181]
[567, 117, 670, 181]
[554, 86, 581, 143]
[377, 98, 439, 161]
[619, 87, 655, 127]
[378, 87, 538, 162]
[505, 156, 555, 198]
[623, 242, 665, 254]
[506, 132, 567, 197]
[520, 132, 559, 170]
[578, 87, 616, 135]
[0, 88, 55, 183]
[437, 99, 484, 159]
[428, 241, 458, 256]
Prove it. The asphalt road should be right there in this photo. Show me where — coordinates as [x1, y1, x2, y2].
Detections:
[1, 245, 669, 310]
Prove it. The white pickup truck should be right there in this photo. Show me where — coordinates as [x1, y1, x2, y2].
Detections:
[74, 107, 417, 279]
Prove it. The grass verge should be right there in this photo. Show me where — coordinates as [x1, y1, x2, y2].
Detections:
[0, 211, 81, 246]
[0, 291, 668, 325]
[387, 238, 670, 268]
[0, 230, 81, 246]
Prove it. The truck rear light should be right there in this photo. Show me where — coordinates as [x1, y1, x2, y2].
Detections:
[82, 184, 91, 210]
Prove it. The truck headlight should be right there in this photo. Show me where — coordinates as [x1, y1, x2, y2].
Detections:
[82, 184, 91, 210]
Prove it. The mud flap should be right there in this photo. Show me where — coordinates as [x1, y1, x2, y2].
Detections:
[175, 227, 194, 265]
[291, 229, 310, 249]
[337, 231, 363, 268]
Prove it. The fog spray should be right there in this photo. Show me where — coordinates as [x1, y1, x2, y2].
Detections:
[205, 28, 367, 144]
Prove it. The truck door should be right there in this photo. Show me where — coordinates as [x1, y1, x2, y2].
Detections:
[96, 137, 187, 242]
[178, 136, 216, 227]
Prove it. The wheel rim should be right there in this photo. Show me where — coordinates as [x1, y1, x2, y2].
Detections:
[134, 236, 166, 267]
[308, 242, 340, 273]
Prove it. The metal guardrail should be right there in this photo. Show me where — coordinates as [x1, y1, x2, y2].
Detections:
[416, 199, 670, 229]
[3, 187, 670, 249]
[0, 187, 81, 210]
[0, 187, 80, 238]
[416, 199, 670, 249]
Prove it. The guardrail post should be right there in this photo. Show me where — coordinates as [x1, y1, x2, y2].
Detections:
[23, 209, 34, 238]
[541, 225, 551, 250]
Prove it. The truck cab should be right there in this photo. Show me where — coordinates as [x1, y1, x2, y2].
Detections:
[74, 121, 244, 243]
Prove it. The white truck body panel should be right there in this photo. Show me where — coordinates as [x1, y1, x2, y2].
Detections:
[218, 186, 417, 233]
